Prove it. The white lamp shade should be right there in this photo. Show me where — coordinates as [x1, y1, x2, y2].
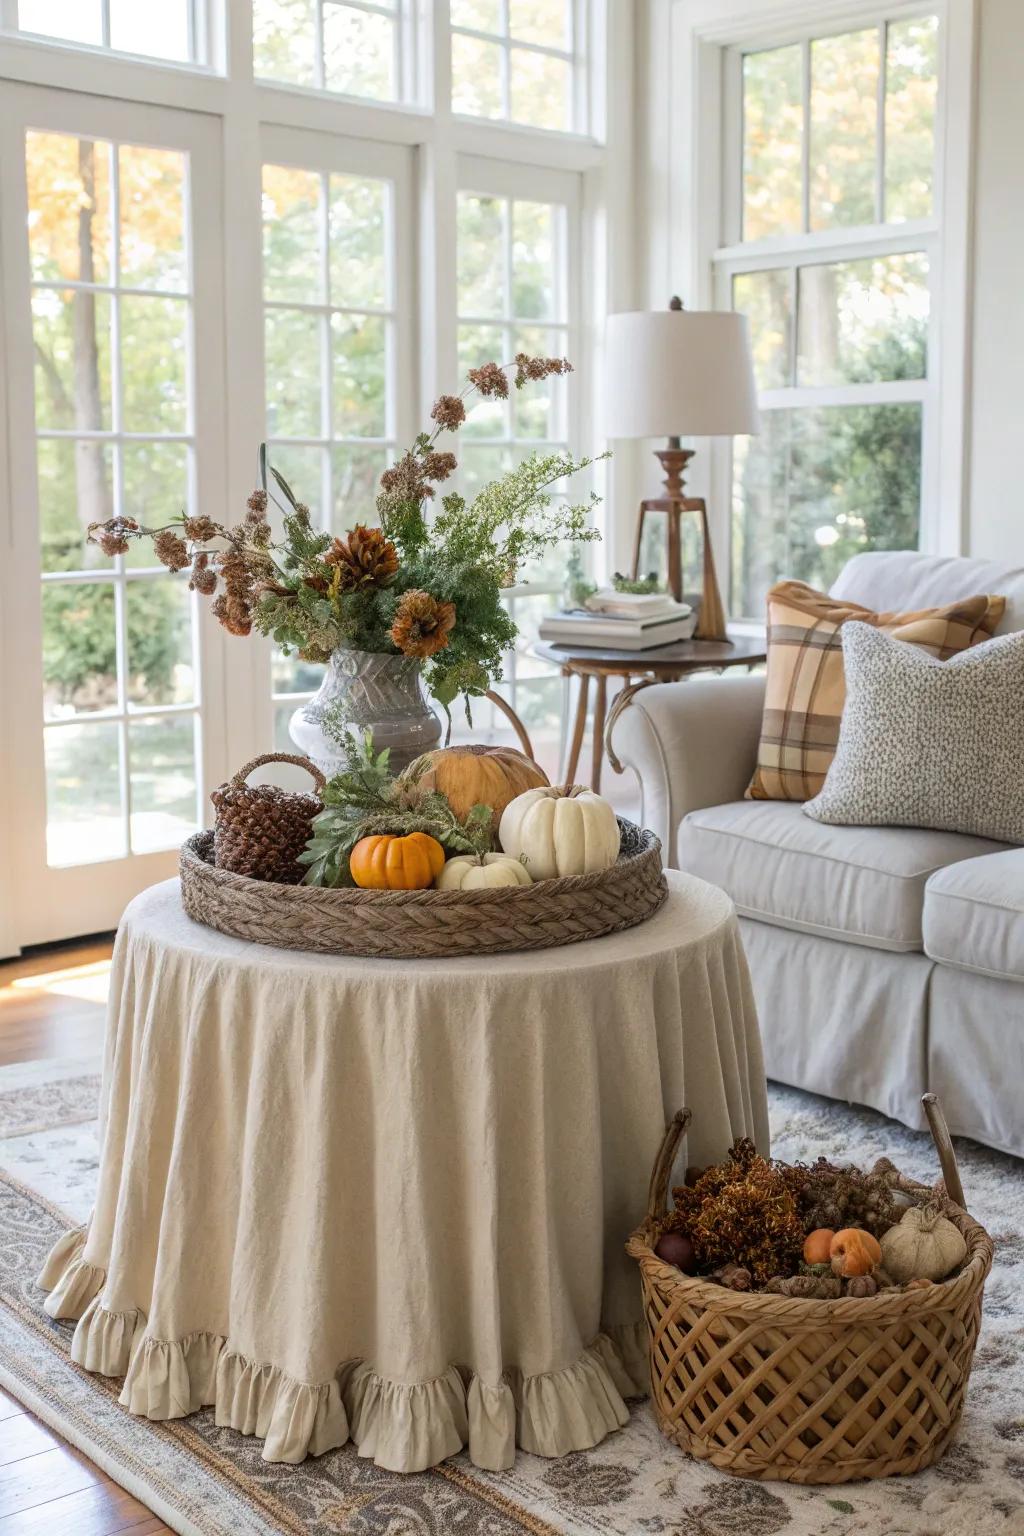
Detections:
[604, 309, 759, 439]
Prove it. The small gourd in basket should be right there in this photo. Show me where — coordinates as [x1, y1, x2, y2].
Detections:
[212, 753, 326, 884]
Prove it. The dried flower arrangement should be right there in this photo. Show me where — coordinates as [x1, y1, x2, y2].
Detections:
[87, 354, 600, 709]
[653, 1139, 970, 1298]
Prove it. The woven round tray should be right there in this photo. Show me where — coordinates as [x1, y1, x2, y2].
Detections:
[179, 819, 667, 958]
[627, 1105, 993, 1484]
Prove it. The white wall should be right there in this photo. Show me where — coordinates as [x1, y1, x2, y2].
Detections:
[966, 0, 1024, 561]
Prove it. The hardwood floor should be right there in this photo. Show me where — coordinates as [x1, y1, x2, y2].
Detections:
[0, 940, 173, 1535]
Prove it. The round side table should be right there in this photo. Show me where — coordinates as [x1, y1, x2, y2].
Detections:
[534, 636, 767, 792]
[40, 873, 768, 1474]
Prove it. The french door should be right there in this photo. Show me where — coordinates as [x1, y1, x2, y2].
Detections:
[0, 87, 230, 949]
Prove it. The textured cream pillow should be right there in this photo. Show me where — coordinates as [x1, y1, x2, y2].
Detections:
[746, 582, 1005, 803]
[804, 623, 1024, 844]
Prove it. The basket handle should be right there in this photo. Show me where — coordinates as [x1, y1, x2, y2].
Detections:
[230, 753, 327, 793]
[921, 1093, 967, 1210]
[647, 1108, 692, 1220]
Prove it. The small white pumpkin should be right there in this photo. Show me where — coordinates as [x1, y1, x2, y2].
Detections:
[879, 1204, 968, 1284]
[435, 853, 533, 891]
[498, 784, 620, 881]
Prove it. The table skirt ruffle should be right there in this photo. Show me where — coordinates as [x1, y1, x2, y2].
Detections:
[40, 1225, 649, 1472]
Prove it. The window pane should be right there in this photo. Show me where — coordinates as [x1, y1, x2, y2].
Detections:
[45, 722, 125, 866]
[128, 715, 198, 853]
[457, 194, 506, 318]
[732, 270, 792, 389]
[331, 444, 389, 530]
[885, 16, 938, 222]
[512, 201, 558, 321]
[452, 33, 504, 118]
[451, 0, 499, 27]
[323, 4, 394, 100]
[460, 444, 511, 501]
[265, 444, 325, 525]
[42, 582, 117, 718]
[126, 580, 195, 707]
[797, 252, 928, 386]
[108, 0, 190, 61]
[118, 147, 186, 291]
[121, 442, 191, 564]
[810, 29, 880, 230]
[32, 288, 113, 432]
[510, 48, 571, 131]
[458, 323, 509, 438]
[509, 0, 569, 48]
[263, 166, 324, 305]
[120, 296, 189, 433]
[27, 134, 112, 285]
[38, 438, 114, 573]
[329, 175, 388, 310]
[514, 326, 568, 439]
[253, 0, 317, 85]
[331, 313, 387, 437]
[265, 308, 323, 438]
[18, 0, 102, 46]
[742, 45, 802, 240]
[732, 404, 922, 618]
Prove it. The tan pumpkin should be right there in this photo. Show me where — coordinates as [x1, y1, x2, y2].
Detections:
[404, 745, 548, 830]
[435, 853, 533, 891]
[350, 832, 445, 891]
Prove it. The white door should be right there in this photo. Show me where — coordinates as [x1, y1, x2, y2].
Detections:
[0, 86, 230, 949]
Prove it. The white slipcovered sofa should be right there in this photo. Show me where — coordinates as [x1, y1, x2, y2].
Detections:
[609, 552, 1024, 1158]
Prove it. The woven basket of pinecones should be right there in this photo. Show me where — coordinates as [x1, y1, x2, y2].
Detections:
[211, 753, 326, 885]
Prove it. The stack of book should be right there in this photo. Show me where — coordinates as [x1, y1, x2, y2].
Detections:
[539, 591, 697, 651]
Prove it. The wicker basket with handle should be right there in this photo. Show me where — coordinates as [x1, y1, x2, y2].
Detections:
[211, 753, 327, 885]
[626, 1095, 992, 1484]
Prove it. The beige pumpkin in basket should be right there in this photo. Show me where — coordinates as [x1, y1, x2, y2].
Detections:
[498, 785, 620, 881]
[404, 744, 548, 831]
[435, 853, 533, 891]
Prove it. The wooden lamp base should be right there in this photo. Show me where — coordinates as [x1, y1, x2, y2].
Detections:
[630, 445, 728, 641]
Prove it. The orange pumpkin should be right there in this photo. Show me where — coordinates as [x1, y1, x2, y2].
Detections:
[802, 1228, 835, 1266]
[404, 745, 548, 830]
[829, 1227, 882, 1278]
[350, 832, 445, 890]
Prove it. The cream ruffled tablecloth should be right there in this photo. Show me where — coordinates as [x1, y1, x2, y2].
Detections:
[39, 870, 768, 1473]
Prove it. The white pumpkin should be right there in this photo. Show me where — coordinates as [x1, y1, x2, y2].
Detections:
[435, 853, 533, 891]
[498, 785, 620, 880]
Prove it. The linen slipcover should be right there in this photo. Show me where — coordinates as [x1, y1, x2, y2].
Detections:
[39, 872, 768, 1472]
[677, 799, 1008, 952]
[923, 849, 1024, 983]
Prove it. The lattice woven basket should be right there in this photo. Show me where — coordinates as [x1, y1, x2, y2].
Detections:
[180, 818, 666, 958]
[626, 1100, 993, 1484]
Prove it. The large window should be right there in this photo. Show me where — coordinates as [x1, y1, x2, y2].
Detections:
[27, 131, 201, 866]
[720, 14, 939, 619]
[252, 0, 403, 99]
[450, 1, 577, 130]
[2, 0, 199, 61]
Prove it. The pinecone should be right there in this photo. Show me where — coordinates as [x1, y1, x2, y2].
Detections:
[211, 774, 322, 883]
[390, 589, 456, 658]
[325, 525, 399, 591]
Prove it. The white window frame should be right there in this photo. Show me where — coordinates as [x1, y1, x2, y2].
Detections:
[665, 0, 978, 625]
[449, 0, 589, 136]
[1, 0, 211, 67]
[0, 0, 636, 954]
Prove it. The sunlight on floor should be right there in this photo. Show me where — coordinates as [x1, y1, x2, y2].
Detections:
[7, 959, 112, 1006]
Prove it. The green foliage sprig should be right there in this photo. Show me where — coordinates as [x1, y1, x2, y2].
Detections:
[297, 731, 493, 888]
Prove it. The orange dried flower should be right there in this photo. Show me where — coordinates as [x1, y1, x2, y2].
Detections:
[390, 590, 456, 658]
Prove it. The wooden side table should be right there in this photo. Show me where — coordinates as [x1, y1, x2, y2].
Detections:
[534, 636, 766, 793]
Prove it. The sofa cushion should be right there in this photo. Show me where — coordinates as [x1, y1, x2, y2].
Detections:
[677, 800, 1010, 952]
[923, 851, 1024, 982]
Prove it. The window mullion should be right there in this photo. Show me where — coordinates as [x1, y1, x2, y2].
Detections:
[876, 20, 887, 223]
[800, 36, 811, 233]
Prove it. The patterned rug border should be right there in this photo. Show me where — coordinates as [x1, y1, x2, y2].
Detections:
[0, 1168, 565, 1536]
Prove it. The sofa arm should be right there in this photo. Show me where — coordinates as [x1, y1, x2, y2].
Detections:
[607, 673, 766, 865]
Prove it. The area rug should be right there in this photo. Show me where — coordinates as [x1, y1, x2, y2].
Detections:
[2, 1064, 1023, 1536]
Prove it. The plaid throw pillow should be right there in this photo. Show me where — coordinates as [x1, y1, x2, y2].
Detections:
[746, 581, 1005, 802]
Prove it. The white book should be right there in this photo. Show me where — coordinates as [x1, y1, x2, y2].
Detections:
[539, 611, 698, 649]
[584, 591, 687, 619]
[541, 608, 694, 637]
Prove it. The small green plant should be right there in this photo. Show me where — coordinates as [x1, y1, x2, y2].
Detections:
[611, 570, 662, 595]
[297, 731, 493, 888]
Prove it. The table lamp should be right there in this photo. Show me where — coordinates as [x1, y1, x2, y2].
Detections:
[604, 298, 759, 640]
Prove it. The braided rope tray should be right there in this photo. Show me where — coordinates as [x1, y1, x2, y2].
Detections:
[179, 820, 667, 958]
